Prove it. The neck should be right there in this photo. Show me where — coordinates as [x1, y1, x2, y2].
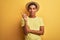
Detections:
[29, 15, 36, 18]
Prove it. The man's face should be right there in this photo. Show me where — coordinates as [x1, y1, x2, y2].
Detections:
[28, 5, 37, 16]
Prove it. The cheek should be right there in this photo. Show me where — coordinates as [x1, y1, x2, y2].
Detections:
[28, 9, 31, 12]
[28, 10, 32, 13]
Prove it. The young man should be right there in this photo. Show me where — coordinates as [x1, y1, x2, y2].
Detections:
[21, 2, 44, 40]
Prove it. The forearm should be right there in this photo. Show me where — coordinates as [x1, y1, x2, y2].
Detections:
[30, 30, 44, 35]
[24, 21, 30, 35]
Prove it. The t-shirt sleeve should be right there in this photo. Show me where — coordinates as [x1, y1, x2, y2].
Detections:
[40, 18, 44, 26]
[21, 18, 25, 27]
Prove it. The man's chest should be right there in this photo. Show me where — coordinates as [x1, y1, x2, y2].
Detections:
[27, 19, 40, 30]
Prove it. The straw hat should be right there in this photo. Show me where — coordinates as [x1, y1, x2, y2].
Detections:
[25, 1, 40, 11]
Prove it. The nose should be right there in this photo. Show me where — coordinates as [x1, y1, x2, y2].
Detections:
[31, 9, 34, 12]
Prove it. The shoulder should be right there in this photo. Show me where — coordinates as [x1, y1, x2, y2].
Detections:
[37, 16, 43, 19]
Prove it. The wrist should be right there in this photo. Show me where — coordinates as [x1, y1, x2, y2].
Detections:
[25, 21, 27, 23]
[29, 30, 32, 33]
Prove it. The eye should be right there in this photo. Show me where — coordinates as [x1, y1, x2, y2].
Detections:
[33, 8, 36, 10]
[29, 8, 31, 10]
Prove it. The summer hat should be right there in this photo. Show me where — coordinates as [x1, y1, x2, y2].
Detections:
[25, 1, 40, 11]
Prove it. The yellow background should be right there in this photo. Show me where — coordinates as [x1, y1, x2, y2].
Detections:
[1, 0, 60, 40]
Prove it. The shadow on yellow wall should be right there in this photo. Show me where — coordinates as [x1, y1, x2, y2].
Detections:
[1, 0, 60, 40]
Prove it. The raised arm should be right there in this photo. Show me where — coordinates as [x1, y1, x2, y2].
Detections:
[23, 21, 31, 35]
[22, 14, 31, 35]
